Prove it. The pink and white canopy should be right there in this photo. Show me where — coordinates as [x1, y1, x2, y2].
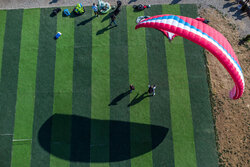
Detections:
[135, 15, 245, 99]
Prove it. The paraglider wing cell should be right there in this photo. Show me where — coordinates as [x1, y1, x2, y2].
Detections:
[135, 15, 245, 99]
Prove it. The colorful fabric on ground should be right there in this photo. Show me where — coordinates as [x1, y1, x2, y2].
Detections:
[136, 14, 245, 99]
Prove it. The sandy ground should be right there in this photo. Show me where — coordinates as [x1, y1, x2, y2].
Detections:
[0, 0, 249, 166]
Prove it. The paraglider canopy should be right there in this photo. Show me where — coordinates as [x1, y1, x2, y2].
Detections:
[135, 14, 245, 99]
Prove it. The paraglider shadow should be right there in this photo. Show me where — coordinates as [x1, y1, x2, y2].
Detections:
[109, 90, 130, 106]
[77, 16, 95, 26]
[96, 25, 116, 35]
[128, 92, 151, 107]
[38, 114, 168, 162]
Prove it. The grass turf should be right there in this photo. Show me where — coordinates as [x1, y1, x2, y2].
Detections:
[30, 8, 57, 167]
[0, 4, 218, 167]
[144, 5, 175, 167]
[127, 7, 152, 167]
[11, 8, 40, 167]
[91, 6, 110, 167]
[50, 6, 75, 167]
[109, 6, 130, 167]
[0, 10, 6, 81]
[70, 6, 92, 167]
[0, 9, 23, 167]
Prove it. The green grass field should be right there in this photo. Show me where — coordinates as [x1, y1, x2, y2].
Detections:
[0, 4, 218, 167]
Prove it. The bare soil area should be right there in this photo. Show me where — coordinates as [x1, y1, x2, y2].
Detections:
[199, 7, 249, 167]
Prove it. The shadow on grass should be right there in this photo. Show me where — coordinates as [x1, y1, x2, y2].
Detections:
[109, 90, 130, 106]
[77, 16, 95, 26]
[38, 114, 168, 162]
[96, 24, 117, 35]
[101, 12, 113, 23]
[128, 92, 151, 107]
[69, 11, 84, 18]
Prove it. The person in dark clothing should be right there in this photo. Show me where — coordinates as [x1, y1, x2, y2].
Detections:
[133, 4, 151, 11]
[148, 85, 156, 96]
[51, 8, 61, 17]
[129, 84, 135, 93]
[114, 0, 122, 16]
[109, 13, 117, 26]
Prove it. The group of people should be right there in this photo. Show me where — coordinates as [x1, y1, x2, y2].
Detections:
[129, 84, 157, 96]
[92, 1, 122, 27]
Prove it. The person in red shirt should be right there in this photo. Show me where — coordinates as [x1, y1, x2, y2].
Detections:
[130, 84, 135, 93]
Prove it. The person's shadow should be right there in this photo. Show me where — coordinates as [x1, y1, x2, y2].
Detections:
[77, 16, 95, 26]
[128, 92, 151, 107]
[109, 90, 130, 106]
[101, 12, 113, 23]
[96, 25, 116, 35]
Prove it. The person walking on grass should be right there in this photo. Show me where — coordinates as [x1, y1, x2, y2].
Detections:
[109, 13, 117, 27]
[148, 85, 157, 96]
[92, 3, 99, 17]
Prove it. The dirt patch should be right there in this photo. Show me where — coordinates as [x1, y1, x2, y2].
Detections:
[198, 7, 250, 167]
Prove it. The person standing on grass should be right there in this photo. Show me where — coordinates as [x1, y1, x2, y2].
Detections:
[109, 13, 117, 27]
[148, 85, 157, 96]
[92, 3, 99, 17]
[130, 84, 135, 93]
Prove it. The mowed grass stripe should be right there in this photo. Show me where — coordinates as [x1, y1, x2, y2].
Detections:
[0, 10, 6, 81]
[71, 6, 92, 167]
[127, 7, 152, 167]
[144, 5, 175, 167]
[163, 4, 197, 167]
[109, 6, 130, 167]
[11, 9, 40, 167]
[90, 11, 110, 167]
[30, 8, 57, 167]
[50, 7, 74, 167]
[0, 9, 23, 167]
[180, 4, 218, 167]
